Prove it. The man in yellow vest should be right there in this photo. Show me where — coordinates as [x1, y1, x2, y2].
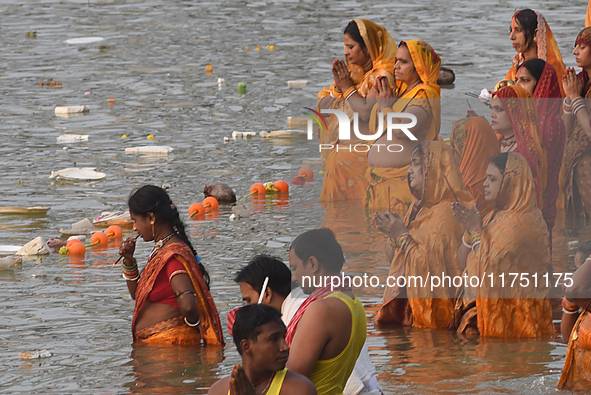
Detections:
[208, 304, 316, 395]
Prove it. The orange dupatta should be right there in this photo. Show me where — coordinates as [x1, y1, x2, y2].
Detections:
[375, 142, 474, 328]
[494, 85, 547, 211]
[363, 40, 441, 213]
[318, 19, 397, 202]
[468, 153, 554, 338]
[505, 10, 566, 96]
[317, 19, 397, 159]
[132, 243, 224, 345]
[450, 116, 500, 217]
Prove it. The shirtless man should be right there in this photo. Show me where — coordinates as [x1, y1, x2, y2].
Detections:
[208, 304, 316, 395]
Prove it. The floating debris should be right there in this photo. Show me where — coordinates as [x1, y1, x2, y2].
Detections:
[19, 350, 52, 359]
[50, 167, 106, 181]
[204, 182, 236, 203]
[16, 237, 50, 256]
[287, 80, 307, 87]
[125, 146, 173, 155]
[64, 37, 104, 45]
[54, 105, 89, 115]
[57, 134, 89, 143]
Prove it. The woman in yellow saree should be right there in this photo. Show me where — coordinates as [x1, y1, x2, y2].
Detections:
[318, 19, 396, 201]
[450, 116, 500, 218]
[452, 153, 554, 338]
[363, 39, 441, 216]
[373, 141, 473, 328]
[506, 9, 566, 96]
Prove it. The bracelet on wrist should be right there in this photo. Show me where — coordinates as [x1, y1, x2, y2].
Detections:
[122, 273, 139, 281]
[462, 233, 474, 249]
[562, 297, 580, 312]
[468, 229, 482, 243]
[471, 241, 481, 252]
[184, 316, 200, 327]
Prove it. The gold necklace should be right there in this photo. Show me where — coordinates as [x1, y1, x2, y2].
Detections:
[500, 135, 516, 148]
[257, 371, 275, 395]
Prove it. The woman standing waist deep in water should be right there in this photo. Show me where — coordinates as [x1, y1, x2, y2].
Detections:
[118, 185, 223, 345]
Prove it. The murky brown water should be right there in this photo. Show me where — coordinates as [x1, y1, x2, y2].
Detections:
[1, 0, 590, 393]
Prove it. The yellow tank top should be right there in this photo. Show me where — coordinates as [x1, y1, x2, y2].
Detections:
[309, 291, 367, 395]
[227, 368, 287, 395]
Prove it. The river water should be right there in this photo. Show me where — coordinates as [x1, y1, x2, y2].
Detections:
[1, 0, 590, 393]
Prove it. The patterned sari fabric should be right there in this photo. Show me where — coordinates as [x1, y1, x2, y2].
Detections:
[363, 40, 441, 215]
[132, 243, 224, 345]
[375, 142, 474, 328]
[530, 62, 565, 232]
[564, 27, 591, 220]
[494, 85, 547, 213]
[450, 116, 500, 217]
[505, 10, 566, 96]
[318, 19, 396, 201]
[558, 310, 591, 390]
[466, 153, 554, 338]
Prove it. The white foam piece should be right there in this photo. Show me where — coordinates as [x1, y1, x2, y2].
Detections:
[125, 146, 173, 155]
[50, 167, 106, 181]
[57, 134, 89, 143]
[55, 105, 89, 114]
[64, 37, 104, 44]
[287, 80, 307, 87]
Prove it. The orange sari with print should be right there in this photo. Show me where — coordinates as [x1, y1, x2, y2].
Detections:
[363, 40, 441, 215]
[467, 153, 554, 338]
[318, 19, 396, 201]
[450, 116, 499, 217]
[494, 86, 547, 212]
[564, 28, 591, 221]
[132, 242, 224, 345]
[558, 309, 591, 390]
[505, 10, 566, 96]
[375, 142, 474, 328]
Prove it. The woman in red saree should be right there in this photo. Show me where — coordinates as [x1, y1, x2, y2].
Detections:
[119, 185, 224, 345]
[506, 9, 565, 96]
[491, 85, 547, 221]
[515, 59, 565, 239]
[562, 27, 591, 221]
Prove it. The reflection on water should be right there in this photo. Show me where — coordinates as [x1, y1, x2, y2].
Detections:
[0, 0, 590, 393]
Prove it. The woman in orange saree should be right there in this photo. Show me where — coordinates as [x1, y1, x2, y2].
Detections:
[452, 153, 554, 338]
[506, 9, 565, 96]
[363, 40, 441, 216]
[515, 59, 565, 240]
[450, 116, 500, 218]
[318, 19, 396, 201]
[118, 185, 224, 345]
[563, 27, 591, 221]
[373, 141, 473, 328]
[491, 85, 547, 218]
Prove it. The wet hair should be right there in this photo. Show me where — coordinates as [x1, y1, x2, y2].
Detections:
[128, 185, 210, 288]
[489, 152, 509, 174]
[517, 58, 546, 92]
[578, 241, 591, 259]
[234, 253, 292, 298]
[233, 304, 284, 355]
[290, 228, 345, 273]
[513, 9, 538, 50]
[344, 20, 366, 50]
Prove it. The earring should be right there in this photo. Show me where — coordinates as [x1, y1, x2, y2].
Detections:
[151, 221, 155, 240]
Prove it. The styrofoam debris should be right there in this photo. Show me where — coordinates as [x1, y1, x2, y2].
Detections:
[287, 80, 307, 87]
[64, 37, 104, 44]
[19, 350, 53, 359]
[229, 213, 237, 221]
[0, 255, 22, 270]
[50, 168, 106, 181]
[16, 237, 51, 256]
[232, 205, 250, 219]
[57, 134, 89, 143]
[55, 105, 89, 115]
[223, 137, 231, 143]
[60, 218, 98, 235]
[260, 130, 303, 138]
[125, 146, 173, 155]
